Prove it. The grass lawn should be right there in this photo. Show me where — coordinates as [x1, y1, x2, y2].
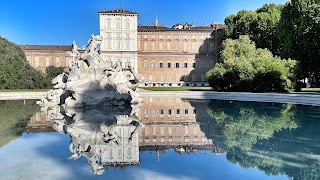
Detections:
[140, 86, 212, 91]
[300, 88, 320, 93]
[0, 89, 49, 92]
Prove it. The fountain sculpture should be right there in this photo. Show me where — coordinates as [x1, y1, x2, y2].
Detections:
[37, 34, 142, 109]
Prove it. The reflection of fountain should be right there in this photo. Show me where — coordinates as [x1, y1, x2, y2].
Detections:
[53, 105, 144, 175]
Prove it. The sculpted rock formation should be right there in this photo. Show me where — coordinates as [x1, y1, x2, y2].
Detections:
[37, 34, 142, 108]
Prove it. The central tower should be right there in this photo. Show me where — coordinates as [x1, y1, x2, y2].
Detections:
[98, 8, 139, 73]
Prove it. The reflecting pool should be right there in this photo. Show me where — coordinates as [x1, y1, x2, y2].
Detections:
[0, 97, 320, 180]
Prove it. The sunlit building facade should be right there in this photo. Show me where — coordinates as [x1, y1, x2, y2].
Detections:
[21, 8, 223, 86]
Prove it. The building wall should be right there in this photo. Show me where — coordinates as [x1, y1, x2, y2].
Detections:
[137, 27, 223, 87]
[21, 45, 72, 72]
[99, 10, 139, 72]
[20, 8, 224, 86]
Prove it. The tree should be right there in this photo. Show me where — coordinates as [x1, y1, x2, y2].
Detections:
[279, 0, 320, 87]
[223, 3, 283, 56]
[206, 35, 299, 92]
[44, 66, 65, 88]
[0, 36, 46, 89]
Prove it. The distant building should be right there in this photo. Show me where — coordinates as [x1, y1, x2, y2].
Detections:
[21, 8, 224, 87]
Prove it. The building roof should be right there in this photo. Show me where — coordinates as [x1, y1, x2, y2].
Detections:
[20, 45, 72, 51]
[138, 24, 223, 32]
[98, 8, 138, 15]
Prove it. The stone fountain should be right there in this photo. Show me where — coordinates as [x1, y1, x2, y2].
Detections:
[37, 34, 142, 109]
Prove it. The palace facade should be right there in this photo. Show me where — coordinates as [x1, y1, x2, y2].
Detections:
[21, 8, 223, 87]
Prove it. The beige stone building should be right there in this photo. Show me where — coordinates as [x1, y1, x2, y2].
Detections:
[138, 23, 223, 87]
[21, 8, 223, 86]
[21, 45, 72, 72]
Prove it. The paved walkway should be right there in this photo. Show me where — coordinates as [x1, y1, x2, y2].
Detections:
[0, 91, 319, 106]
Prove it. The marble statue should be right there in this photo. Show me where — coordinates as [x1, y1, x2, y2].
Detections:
[37, 34, 142, 108]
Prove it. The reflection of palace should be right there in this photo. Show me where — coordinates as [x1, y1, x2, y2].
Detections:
[139, 97, 213, 147]
[28, 97, 224, 174]
[21, 8, 223, 87]
[27, 111, 54, 133]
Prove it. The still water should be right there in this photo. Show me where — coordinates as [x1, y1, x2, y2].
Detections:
[0, 97, 320, 180]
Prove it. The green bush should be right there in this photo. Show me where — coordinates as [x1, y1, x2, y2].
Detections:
[206, 35, 300, 92]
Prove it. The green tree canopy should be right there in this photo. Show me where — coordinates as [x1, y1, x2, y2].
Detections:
[206, 35, 300, 92]
[0, 36, 46, 89]
[279, 0, 320, 87]
[224, 3, 283, 56]
[44, 65, 65, 88]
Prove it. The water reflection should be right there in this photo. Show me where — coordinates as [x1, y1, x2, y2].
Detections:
[206, 100, 320, 180]
[34, 97, 224, 175]
[22, 97, 320, 179]
[0, 100, 40, 147]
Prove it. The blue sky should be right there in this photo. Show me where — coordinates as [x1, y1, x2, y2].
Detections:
[0, 0, 287, 46]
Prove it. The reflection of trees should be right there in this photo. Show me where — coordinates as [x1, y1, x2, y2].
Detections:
[207, 100, 297, 151]
[207, 100, 320, 179]
[0, 100, 40, 147]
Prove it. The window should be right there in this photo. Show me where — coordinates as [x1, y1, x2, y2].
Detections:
[192, 63, 196, 68]
[185, 109, 189, 114]
[202, 60, 206, 68]
[151, 42, 155, 50]
[126, 40, 130, 50]
[117, 40, 121, 49]
[143, 62, 148, 68]
[159, 42, 163, 51]
[45, 57, 50, 67]
[167, 63, 171, 68]
[151, 62, 156, 68]
[192, 74, 196, 81]
[116, 20, 121, 29]
[159, 63, 163, 68]
[167, 42, 171, 51]
[175, 63, 179, 68]
[160, 109, 164, 114]
[55, 56, 60, 66]
[107, 20, 111, 30]
[176, 109, 180, 114]
[210, 42, 214, 52]
[183, 41, 187, 52]
[168, 127, 172, 135]
[125, 20, 130, 29]
[34, 57, 40, 68]
[168, 109, 172, 115]
[160, 127, 164, 135]
[201, 74, 206, 82]
[153, 127, 156, 135]
[108, 40, 112, 49]
[184, 63, 188, 68]
[143, 42, 148, 50]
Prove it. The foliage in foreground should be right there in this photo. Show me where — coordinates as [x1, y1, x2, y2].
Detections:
[206, 35, 300, 92]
